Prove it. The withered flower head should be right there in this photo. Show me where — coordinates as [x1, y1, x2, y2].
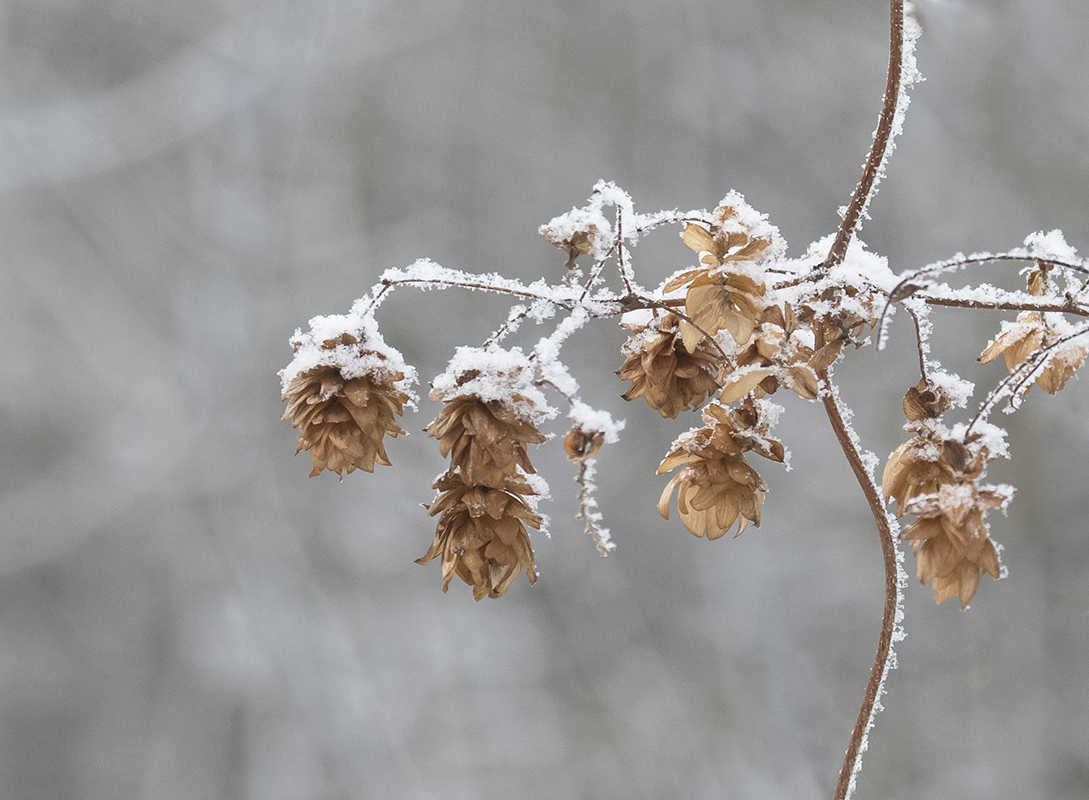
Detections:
[563, 425, 605, 462]
[427, 395, 546, 487]
[980, 312, 1087, 395]
[416, 471, 540, 601]
[656, 402, 782, 539]
[882, 429, 959, 516]
[661, 195, 780, 351]
[665, 266, 765, 350]
[540, 205, 609, 265]
[281, 331, 411, 477]
[902, 378, 956, 421]
[901, 481, 1008, 608]
[617, 313, 720, 418]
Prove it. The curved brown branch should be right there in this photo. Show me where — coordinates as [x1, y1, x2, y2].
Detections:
[824, 0, 905, 270]
[818, 371, 900, 800]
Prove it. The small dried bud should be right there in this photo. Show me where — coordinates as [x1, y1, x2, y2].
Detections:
[563, 426, 604, 462]
[1026, 260, 1051, 297]
[902, 378, 954, 421]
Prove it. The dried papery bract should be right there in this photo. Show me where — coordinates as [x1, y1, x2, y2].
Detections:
[427, 394, 547, 487]
[883, 380, 1009, 607]
[280, 323, 415, 478]
[563, 425, 604, 463]
[665, 196, 779, 352]
[902, 480, 1007, 609]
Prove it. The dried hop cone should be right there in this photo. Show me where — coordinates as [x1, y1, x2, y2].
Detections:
[901, 481, 1007, 609]
[980, 311, 1088, 395]
[617, 313, 721, 418]
[657, 402, 783, 539]
[281, 334, 410, 477]
[427, 395, 547, 487]
[416, 472, 540, 601]
[665, 262, 766, 352]
[882, 432, 965, 516]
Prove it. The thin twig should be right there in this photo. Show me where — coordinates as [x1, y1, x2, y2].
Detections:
[914, 295, 1089, 316]
[904, 305, 928, 380]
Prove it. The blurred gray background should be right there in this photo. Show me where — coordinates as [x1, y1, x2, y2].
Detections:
[1, 1, 1087, 798]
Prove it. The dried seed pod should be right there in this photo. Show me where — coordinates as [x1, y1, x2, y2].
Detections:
[617, 314, 720, 418]
[901, 481, 1008, 608]
[416, 471, 540, 601]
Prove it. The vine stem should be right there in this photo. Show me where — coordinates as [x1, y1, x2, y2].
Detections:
[820, 3, 907, 796]
[818, 371, 901, 800]
[824, 0, 905, 271]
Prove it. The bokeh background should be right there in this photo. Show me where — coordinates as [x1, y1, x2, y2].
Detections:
[2, 1, 1087, 798]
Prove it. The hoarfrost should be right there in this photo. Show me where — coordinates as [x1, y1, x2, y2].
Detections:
[574, 458, 616, 556]
[1023, 229, 1079, 264]
[430, 345, 557, 424]
[569, 400, 625, 444]
[280, 309, 419, 407]
[927, 367, 974, 409]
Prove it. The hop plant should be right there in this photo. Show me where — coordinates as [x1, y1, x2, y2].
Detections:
[279, 3, 1089, 797]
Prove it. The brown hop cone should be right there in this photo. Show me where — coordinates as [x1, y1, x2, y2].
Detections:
[656, 402, 782, 539]
[717, 314, 822, 403]
[617, 314, 720, 418]
[416, 471, 540, 601]
[665, 266, 765, 351]
[980, 312, 1088, 395]
[882, 432, 960, 516]
[901, 481, 1007, 608]
[282, 363, 408, 478]
[427, 395, 546, 487]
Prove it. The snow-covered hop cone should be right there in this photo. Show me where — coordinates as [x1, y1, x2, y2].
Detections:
[416, 346, 556, 600]
[280, 312, 416, 478]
